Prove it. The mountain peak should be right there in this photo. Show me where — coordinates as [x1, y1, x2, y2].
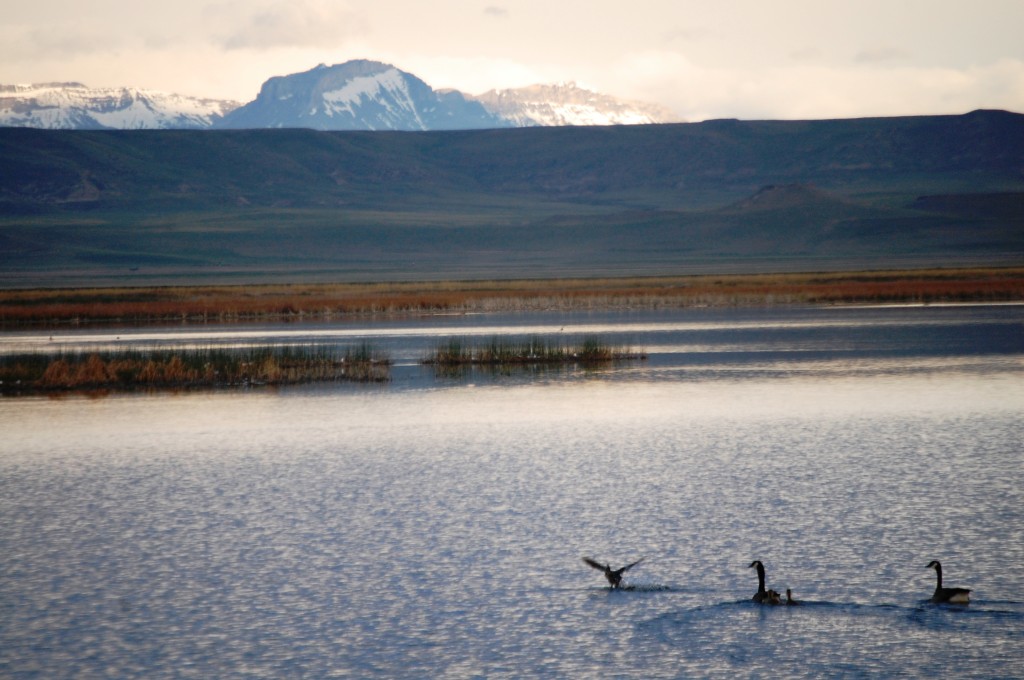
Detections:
[470, 82, 680, 126]
[218, 60, 505, 131]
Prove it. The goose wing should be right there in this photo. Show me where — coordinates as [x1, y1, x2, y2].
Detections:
[946, 587, 972, 603]
[582, 557, 607, 572]
[620, 557, 645, 573]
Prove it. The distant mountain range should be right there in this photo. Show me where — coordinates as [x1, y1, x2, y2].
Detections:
[0, 83, 240, 130]
[0, 60, 679, 131]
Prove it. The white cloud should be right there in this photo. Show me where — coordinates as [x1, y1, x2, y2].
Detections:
[27, 28, 125, 58]
[381, 54, 553, 95]
[209, 0, 367, 51]
[854, 46, 912, 64]
[788, 47, 824, 63]
[605, 50, 1024, 121]
[0, 22, 129, 65]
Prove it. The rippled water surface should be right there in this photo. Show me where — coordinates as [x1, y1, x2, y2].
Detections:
[2, 305, 1023, 678]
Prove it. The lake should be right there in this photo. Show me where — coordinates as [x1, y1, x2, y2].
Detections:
[2, 304, 1023, 678]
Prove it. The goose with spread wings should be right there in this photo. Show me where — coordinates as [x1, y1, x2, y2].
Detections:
[582, 557, 645, 588]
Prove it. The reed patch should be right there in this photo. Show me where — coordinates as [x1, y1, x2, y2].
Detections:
[0, 343, 391, 393]
[422, 335, 646, 366]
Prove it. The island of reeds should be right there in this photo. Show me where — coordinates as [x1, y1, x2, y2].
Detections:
[422, 335, 646, 366]
[0, 343, 390, 394]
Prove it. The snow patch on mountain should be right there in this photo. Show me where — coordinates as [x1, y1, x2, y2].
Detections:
[323, 69, 404, 113]
[471, 82, 680, 127]
[0, 83, 240, 129]
[320, 68, 424, 127]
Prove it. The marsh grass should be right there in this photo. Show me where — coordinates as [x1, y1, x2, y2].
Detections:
[423, 334, 646, 366]
[2, 268, 1022, 327]
[0, 343, 390, 393]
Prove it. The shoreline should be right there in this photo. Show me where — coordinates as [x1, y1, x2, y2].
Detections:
[2, 266, 1023, 329]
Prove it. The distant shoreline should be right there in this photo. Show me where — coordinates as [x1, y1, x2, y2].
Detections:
[1, 266, 1022, 329]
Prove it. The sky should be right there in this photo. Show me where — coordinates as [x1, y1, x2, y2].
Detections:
[3, 0, 1024, 121]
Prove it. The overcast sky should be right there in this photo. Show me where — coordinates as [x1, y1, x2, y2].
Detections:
[4, 0, 1023, 120]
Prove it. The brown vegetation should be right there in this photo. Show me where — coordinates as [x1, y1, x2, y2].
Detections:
[423, 335, 646, 366]
[0, 344, 391, 394]
[1, 267, 1022, 327]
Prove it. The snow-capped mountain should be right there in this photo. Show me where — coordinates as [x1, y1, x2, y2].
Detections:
[217, 61, 507, 131]
[0, 83, 239, 129]
[1, 61, 679, 131]
[471, 82, 680, 126]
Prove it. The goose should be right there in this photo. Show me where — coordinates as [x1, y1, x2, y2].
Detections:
[583, 556, 644, 589]
[785, 588, 800, 605]
[749, 560, 775, 603]
[926, 560, 971, 604]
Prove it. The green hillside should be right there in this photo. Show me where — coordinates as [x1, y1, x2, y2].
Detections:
[2, 110, 1023, 287]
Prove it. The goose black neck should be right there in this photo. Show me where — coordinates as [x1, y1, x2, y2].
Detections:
[756, 562, 766, 592]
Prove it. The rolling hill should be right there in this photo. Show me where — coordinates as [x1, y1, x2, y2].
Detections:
[1, 110, 1022, 287]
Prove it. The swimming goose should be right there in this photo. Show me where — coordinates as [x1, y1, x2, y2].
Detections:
[785, 588, 800, 605]
[749, 560, 775, 603]
[583, 556, 644, 589]
[926, 560, 971, 604]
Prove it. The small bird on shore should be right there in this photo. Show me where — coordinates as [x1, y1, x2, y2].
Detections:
[583, 556, 645, 589]
[926, 560, 971, 604]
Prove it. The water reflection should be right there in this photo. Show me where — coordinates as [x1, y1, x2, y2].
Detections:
[1, 304, 1023, 678]
[4, 303, 1022, 360]
[5, 304, 1022, 391]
